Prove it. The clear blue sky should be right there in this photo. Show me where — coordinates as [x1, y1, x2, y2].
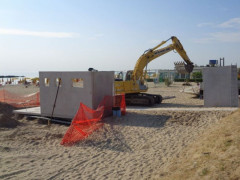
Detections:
[0, 0, 240, 77]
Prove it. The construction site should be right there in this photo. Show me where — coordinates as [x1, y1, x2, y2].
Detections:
[0, 32, 240, 179]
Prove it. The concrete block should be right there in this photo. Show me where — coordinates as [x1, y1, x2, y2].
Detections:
[203, 65, 239, 107]
[239, 96, 240, 107]
[39, 71, 114, 119]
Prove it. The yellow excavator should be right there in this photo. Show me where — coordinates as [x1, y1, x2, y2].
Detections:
[114, 36, 194, 106]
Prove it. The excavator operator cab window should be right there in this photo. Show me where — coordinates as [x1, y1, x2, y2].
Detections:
[125, 71, 132, 81]
[115, 71, 123, 81]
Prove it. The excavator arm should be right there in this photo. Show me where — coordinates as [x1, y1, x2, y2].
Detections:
[132, 36, 194, 81]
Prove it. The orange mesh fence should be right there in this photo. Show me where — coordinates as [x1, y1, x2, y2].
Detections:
[114, 94, 126, 115]
[98, 95, 113, 117]
[61, 103, 104, 145]
[61, 95, 126, 146]
[0, 89, 40, 108]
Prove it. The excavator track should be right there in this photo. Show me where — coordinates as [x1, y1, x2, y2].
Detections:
[125, 93, 162, 106]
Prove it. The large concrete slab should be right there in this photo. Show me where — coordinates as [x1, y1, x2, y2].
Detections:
[13, 107, 41, 116]
[39, 71, 114, 119]
[203, 66, 239, 107]
[127, 107, 238, 111]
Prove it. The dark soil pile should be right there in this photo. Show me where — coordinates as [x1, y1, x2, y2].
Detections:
[0, 102, 19, 128]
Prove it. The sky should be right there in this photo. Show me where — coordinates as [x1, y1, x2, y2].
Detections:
[0, 0, 240, 77]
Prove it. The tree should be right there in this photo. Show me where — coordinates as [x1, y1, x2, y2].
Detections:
[164, 78, 172, 87]
[192, 71, 202, 79]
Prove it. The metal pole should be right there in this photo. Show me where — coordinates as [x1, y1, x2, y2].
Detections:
[49, 79, 61, 126]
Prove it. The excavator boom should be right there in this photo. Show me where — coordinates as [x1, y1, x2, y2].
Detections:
[132, 36, 193, 82]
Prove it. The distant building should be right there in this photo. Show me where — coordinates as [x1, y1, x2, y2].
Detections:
[147, 65, 204, 81]
[146, 59, 233, 81]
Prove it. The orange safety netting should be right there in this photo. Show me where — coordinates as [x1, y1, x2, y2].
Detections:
[61, 94, 126, 146]
[114, 94, 126, 115]
[0, 89, 40, 108]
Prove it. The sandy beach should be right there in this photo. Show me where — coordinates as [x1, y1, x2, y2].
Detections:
[0, 82, 238, 179]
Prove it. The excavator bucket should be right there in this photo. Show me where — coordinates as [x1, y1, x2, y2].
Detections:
[184, 63, 194, 73]
[174, 61, 194, 74]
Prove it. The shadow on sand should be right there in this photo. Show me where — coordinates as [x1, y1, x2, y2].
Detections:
[127, 103, 203, 109]
[76, 112, 171, 152]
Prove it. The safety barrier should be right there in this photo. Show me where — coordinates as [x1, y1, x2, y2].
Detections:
[114, 94, 126, 115]
[0, 89, 40, 108]
[61, 94, 126, 146]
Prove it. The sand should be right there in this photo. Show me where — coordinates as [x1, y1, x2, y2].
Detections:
[0, 82, 238, 179]
[0, 84, 39, 96]
[156, 109, 240, 180]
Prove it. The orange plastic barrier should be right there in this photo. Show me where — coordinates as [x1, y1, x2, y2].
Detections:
[114, 94, 126, 115]
[60, 103, 104, 145]
[61, 95, 126, 146]
[0, 89, 40, 108]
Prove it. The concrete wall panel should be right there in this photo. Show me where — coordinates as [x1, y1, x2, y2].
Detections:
[39, 71, 114, 119]
[92, 72, 114, 109]
[203, 66, 238, 107]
